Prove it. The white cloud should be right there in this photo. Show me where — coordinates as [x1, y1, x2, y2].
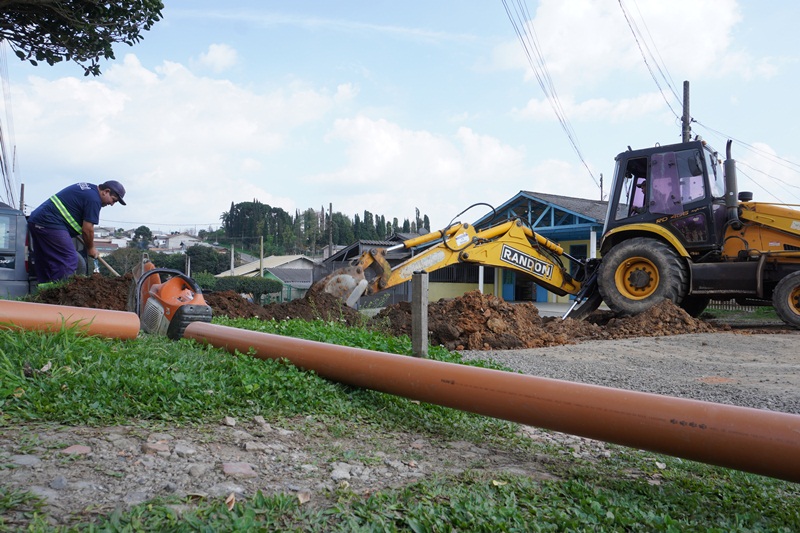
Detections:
[12, 53, 353, 231]
[309, 116, 531, 226]
[498, 0, 744, 85]
[517, 91, 667, 122]
[197, 43, 238, 73]
[736, 142, 800, 204]
[492, 0, 760, 126]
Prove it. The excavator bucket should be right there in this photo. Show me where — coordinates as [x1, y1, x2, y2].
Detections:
[311, 264, 369, 308]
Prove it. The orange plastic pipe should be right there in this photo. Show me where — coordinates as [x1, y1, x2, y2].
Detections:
[0, 300, 140, 339]
[185, 321, 800, 483]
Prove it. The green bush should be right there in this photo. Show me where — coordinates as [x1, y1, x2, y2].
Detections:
[191, 271, 218, 291]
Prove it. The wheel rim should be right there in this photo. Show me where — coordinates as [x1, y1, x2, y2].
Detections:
[614, 256, 659, 300]
[788, 285, 800, 315]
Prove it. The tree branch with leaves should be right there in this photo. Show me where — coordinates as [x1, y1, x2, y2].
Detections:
[0, 0, 164, 76]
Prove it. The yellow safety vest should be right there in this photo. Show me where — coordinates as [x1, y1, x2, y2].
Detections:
[49, 194, 82, 234]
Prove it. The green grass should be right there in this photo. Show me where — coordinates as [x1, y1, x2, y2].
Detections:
[1, 318, 798, 531]
[702, 305, 780, 321]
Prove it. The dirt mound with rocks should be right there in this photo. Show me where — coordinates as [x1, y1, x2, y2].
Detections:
[374, 290, 719, 350]
[31, 277, 722, 350]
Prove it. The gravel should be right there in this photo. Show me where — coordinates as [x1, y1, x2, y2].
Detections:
[461, 331, 800, 414]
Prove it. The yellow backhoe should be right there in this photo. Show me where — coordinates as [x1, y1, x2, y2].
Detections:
[314, 140, 800, 328]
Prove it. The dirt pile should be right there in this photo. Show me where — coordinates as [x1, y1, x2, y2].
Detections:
[35, 274, 134, 311]
[205, 290, 363, 326]
[32, 277, 720, 350]
[374, 291, 567, 350]
[374, 290, 719, 350]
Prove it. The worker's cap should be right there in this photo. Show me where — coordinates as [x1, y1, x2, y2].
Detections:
[100, 180, 126, 205]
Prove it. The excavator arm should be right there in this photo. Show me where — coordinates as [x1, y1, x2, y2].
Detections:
[313, 218, 603, 319]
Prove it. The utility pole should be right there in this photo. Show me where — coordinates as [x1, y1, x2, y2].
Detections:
[682, 80, 691, 143]
[599, 173, 603, 201]
[328, 203, 333, 258]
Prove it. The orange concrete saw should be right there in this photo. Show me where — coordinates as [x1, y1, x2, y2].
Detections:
[128, 255, 212, 340]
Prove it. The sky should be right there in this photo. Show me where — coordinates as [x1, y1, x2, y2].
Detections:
[0, 0, 798, 236]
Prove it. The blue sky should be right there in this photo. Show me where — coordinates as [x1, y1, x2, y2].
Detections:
[1, 0, 798, 235]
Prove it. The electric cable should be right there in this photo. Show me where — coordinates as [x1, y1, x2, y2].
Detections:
[501, 0, 600, 190]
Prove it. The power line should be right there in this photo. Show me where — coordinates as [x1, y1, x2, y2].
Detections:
[617, 2, 800, 204]
[694, 120, 800, 172]
[617, 0, 681, 121]
[501, 0, 600, 190]
[100, 218, 221, 229]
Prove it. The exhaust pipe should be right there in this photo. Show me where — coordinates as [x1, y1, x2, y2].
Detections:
[724, 140, 743, 230]
[0, 300, 140, 339]
[184, 322, 800, 483]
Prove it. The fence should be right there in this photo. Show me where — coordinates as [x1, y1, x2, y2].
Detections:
[707, 299, 757, 313]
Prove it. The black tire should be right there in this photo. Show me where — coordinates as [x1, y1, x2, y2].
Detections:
[680, 295, 711, 317]
[598, 237, 688, 316]
[772, 271, 800, 329]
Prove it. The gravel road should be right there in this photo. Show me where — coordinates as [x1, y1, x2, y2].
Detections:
[461, 331, 800, 414]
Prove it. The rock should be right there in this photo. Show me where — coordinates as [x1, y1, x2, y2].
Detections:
[11, 454, 41, 466]
[142, 442, 170, 455]
[188, 464, 209, 477]
[222, 462, 257, 479]
[60, 445, 91, 456]
[173, 443, 197, 457]
[244, 441, 269, 452]
[49, 476, 68, 490]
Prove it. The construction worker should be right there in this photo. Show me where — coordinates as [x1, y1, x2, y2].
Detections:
[28, 181, 126, 285]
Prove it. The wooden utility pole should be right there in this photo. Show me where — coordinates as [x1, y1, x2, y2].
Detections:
[329, 203, 333, 257]
[682, 80, 691, 142]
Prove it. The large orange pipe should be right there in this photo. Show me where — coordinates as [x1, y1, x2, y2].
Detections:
[185, 321, 800, 483]
[0, 300, 140, 339]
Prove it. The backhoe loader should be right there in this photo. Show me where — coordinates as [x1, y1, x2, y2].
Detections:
[313, 139, 800, 328]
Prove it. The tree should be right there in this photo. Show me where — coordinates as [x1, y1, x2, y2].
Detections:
[0, 0, 164, 76]
[104, 247, 146, 275]
[185, 244, 228, 275]
[131, 225, 152, 249]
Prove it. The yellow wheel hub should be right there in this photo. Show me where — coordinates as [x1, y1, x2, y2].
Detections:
[614, 256, 659, 300]
[789, 285, 800, 315]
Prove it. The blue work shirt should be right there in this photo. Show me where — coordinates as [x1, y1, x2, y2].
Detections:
[29, 183, 102, 236]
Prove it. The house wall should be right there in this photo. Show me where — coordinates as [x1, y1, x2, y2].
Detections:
[429, 282, 495, 301]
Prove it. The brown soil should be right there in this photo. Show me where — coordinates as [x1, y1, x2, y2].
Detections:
[33, 278, 724, 349]
[35, 274, 134, 311]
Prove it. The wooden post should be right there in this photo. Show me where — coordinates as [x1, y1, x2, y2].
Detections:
[411, 271, 429, 358]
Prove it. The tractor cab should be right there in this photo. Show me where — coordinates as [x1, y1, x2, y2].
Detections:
[603, 140, 728, 258]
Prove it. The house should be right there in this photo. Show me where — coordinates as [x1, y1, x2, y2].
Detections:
[215, 254, 317, 303]
[263, 267, 314, 302]
[468, 191, 606, 303]
[215, 254, 316, 278]
[154, 232, 201, 251]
